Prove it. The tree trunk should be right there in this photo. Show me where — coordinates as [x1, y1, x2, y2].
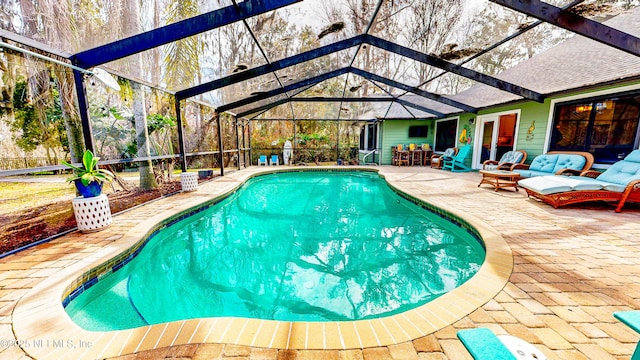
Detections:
[132, 82, 157, 190]
[123, 0, 156, 190]
[54, 67, 85, 162]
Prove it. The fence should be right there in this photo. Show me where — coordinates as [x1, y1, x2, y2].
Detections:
[0, 157, 58, 170]
[252, 147, 359, 165]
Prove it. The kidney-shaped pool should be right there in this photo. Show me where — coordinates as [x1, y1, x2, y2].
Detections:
[65, 170, 485, 330]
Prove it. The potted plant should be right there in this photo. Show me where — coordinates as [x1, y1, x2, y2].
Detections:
[62, 150, 114, 197]
[62, 150, 114, 232]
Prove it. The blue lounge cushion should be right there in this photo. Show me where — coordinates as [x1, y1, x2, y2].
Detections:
[552, 154, 587, 173]
[513, 169, 533, 178]
[602, 183, 629, 193]
[457, 328, 517, 360]
[522, 153, 589, 178]
[518, 175, 609, 194]
[529, 154, 559, 172]
[563, 176, 609, 191]
[592, 150, 640, 188]
[518, 176, 573, 195]
[484, 151, 524, 171]
[625, 150, 640, 163]
[596, 162, 640, 186]
[514, 169, 561, 178]
[528, 170, 560, 177]
[503, 151, 524, 164]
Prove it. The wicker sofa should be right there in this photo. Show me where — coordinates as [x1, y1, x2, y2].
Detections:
[512, 151, 594, 178]
[518, 150, 640, 212]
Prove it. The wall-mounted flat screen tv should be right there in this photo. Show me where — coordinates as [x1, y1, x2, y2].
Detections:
[408, 125, 428, 138]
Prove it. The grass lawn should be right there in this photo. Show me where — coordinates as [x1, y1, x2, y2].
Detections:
[0, 181, 76, 216]
[0, 171, 139, 216]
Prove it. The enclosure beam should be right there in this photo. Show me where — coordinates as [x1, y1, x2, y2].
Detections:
[490, 0, 640, 57]
[292, 119, 297, 164]
[247, 118, 378, 121]
[237, 98, 291, 118]
[175, 98, 187, 172]
[234, 116, 242, 170]
[176, 35, 365, 100]
[394, 98, 445, 118]
[216, 68, 351, 113]
[72, 70, 95, 153]
[363, 35, 546, 103]
[287, 97, 443, 117]
[247, 119, 253, 165]
[236, 95, 442, 119]
[289, 97, 393, 102]
[217, 67, 451, 117]
[352, 67, 476, 113]
[216, 112, 224, 176]
[71, 0, 301, 68]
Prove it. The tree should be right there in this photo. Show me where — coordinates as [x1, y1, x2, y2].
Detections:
[462, 5, 571, 77]
[10, 75, 67, 162]
[123, 0, 157, 190]
[163, 0, 200, 90]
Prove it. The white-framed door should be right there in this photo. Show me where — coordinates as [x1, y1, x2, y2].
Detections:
[473, 110, 521, 169]
[473, 116, 499, 169]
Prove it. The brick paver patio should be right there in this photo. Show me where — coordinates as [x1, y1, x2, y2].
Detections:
[1, 166, 639, 360]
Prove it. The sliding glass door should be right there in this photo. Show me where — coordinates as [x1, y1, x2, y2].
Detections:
[551, 92, 640, 164]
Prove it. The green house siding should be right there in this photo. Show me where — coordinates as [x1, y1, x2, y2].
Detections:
[380, 120, 435, 165]
[377, 82, 640, 168]
[477, 100, 552, 162]
[475, 82, 640, 166]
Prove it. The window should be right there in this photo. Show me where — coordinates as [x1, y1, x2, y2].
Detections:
[550, 92, 640, 164]
[359, 123, 378, 151]
[434, 119, 457, 152]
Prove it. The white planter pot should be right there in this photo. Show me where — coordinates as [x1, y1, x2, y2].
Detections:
[181, 172, 198, 192]
[72, 194, 112, 232]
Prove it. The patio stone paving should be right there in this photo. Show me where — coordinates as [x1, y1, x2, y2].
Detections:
[1, 166, 639, 359]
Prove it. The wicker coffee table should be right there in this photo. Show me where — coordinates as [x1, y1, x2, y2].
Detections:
[478, 169, 521, 192]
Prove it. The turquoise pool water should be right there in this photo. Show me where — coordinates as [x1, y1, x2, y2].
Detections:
[65, 171, 485, 330]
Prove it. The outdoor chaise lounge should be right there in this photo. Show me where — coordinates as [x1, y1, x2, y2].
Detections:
[511, 151, 594, 178]
[518, 149, 640, 212]
[482, 150, 527, 171]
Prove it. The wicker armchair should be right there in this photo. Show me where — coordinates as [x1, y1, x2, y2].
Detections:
[482, 150, 527, 171]
[430, 147, 457, 169]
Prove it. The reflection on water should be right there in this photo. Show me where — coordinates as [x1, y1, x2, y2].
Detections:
[68, 172, 484, 330]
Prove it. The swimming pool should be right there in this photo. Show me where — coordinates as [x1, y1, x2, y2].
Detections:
[65, 170, 485, 331]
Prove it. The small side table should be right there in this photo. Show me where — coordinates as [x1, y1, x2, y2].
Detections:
[478, 170, 521, 192]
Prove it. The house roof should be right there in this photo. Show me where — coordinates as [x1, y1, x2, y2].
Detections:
[450, 6, 640, 109]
